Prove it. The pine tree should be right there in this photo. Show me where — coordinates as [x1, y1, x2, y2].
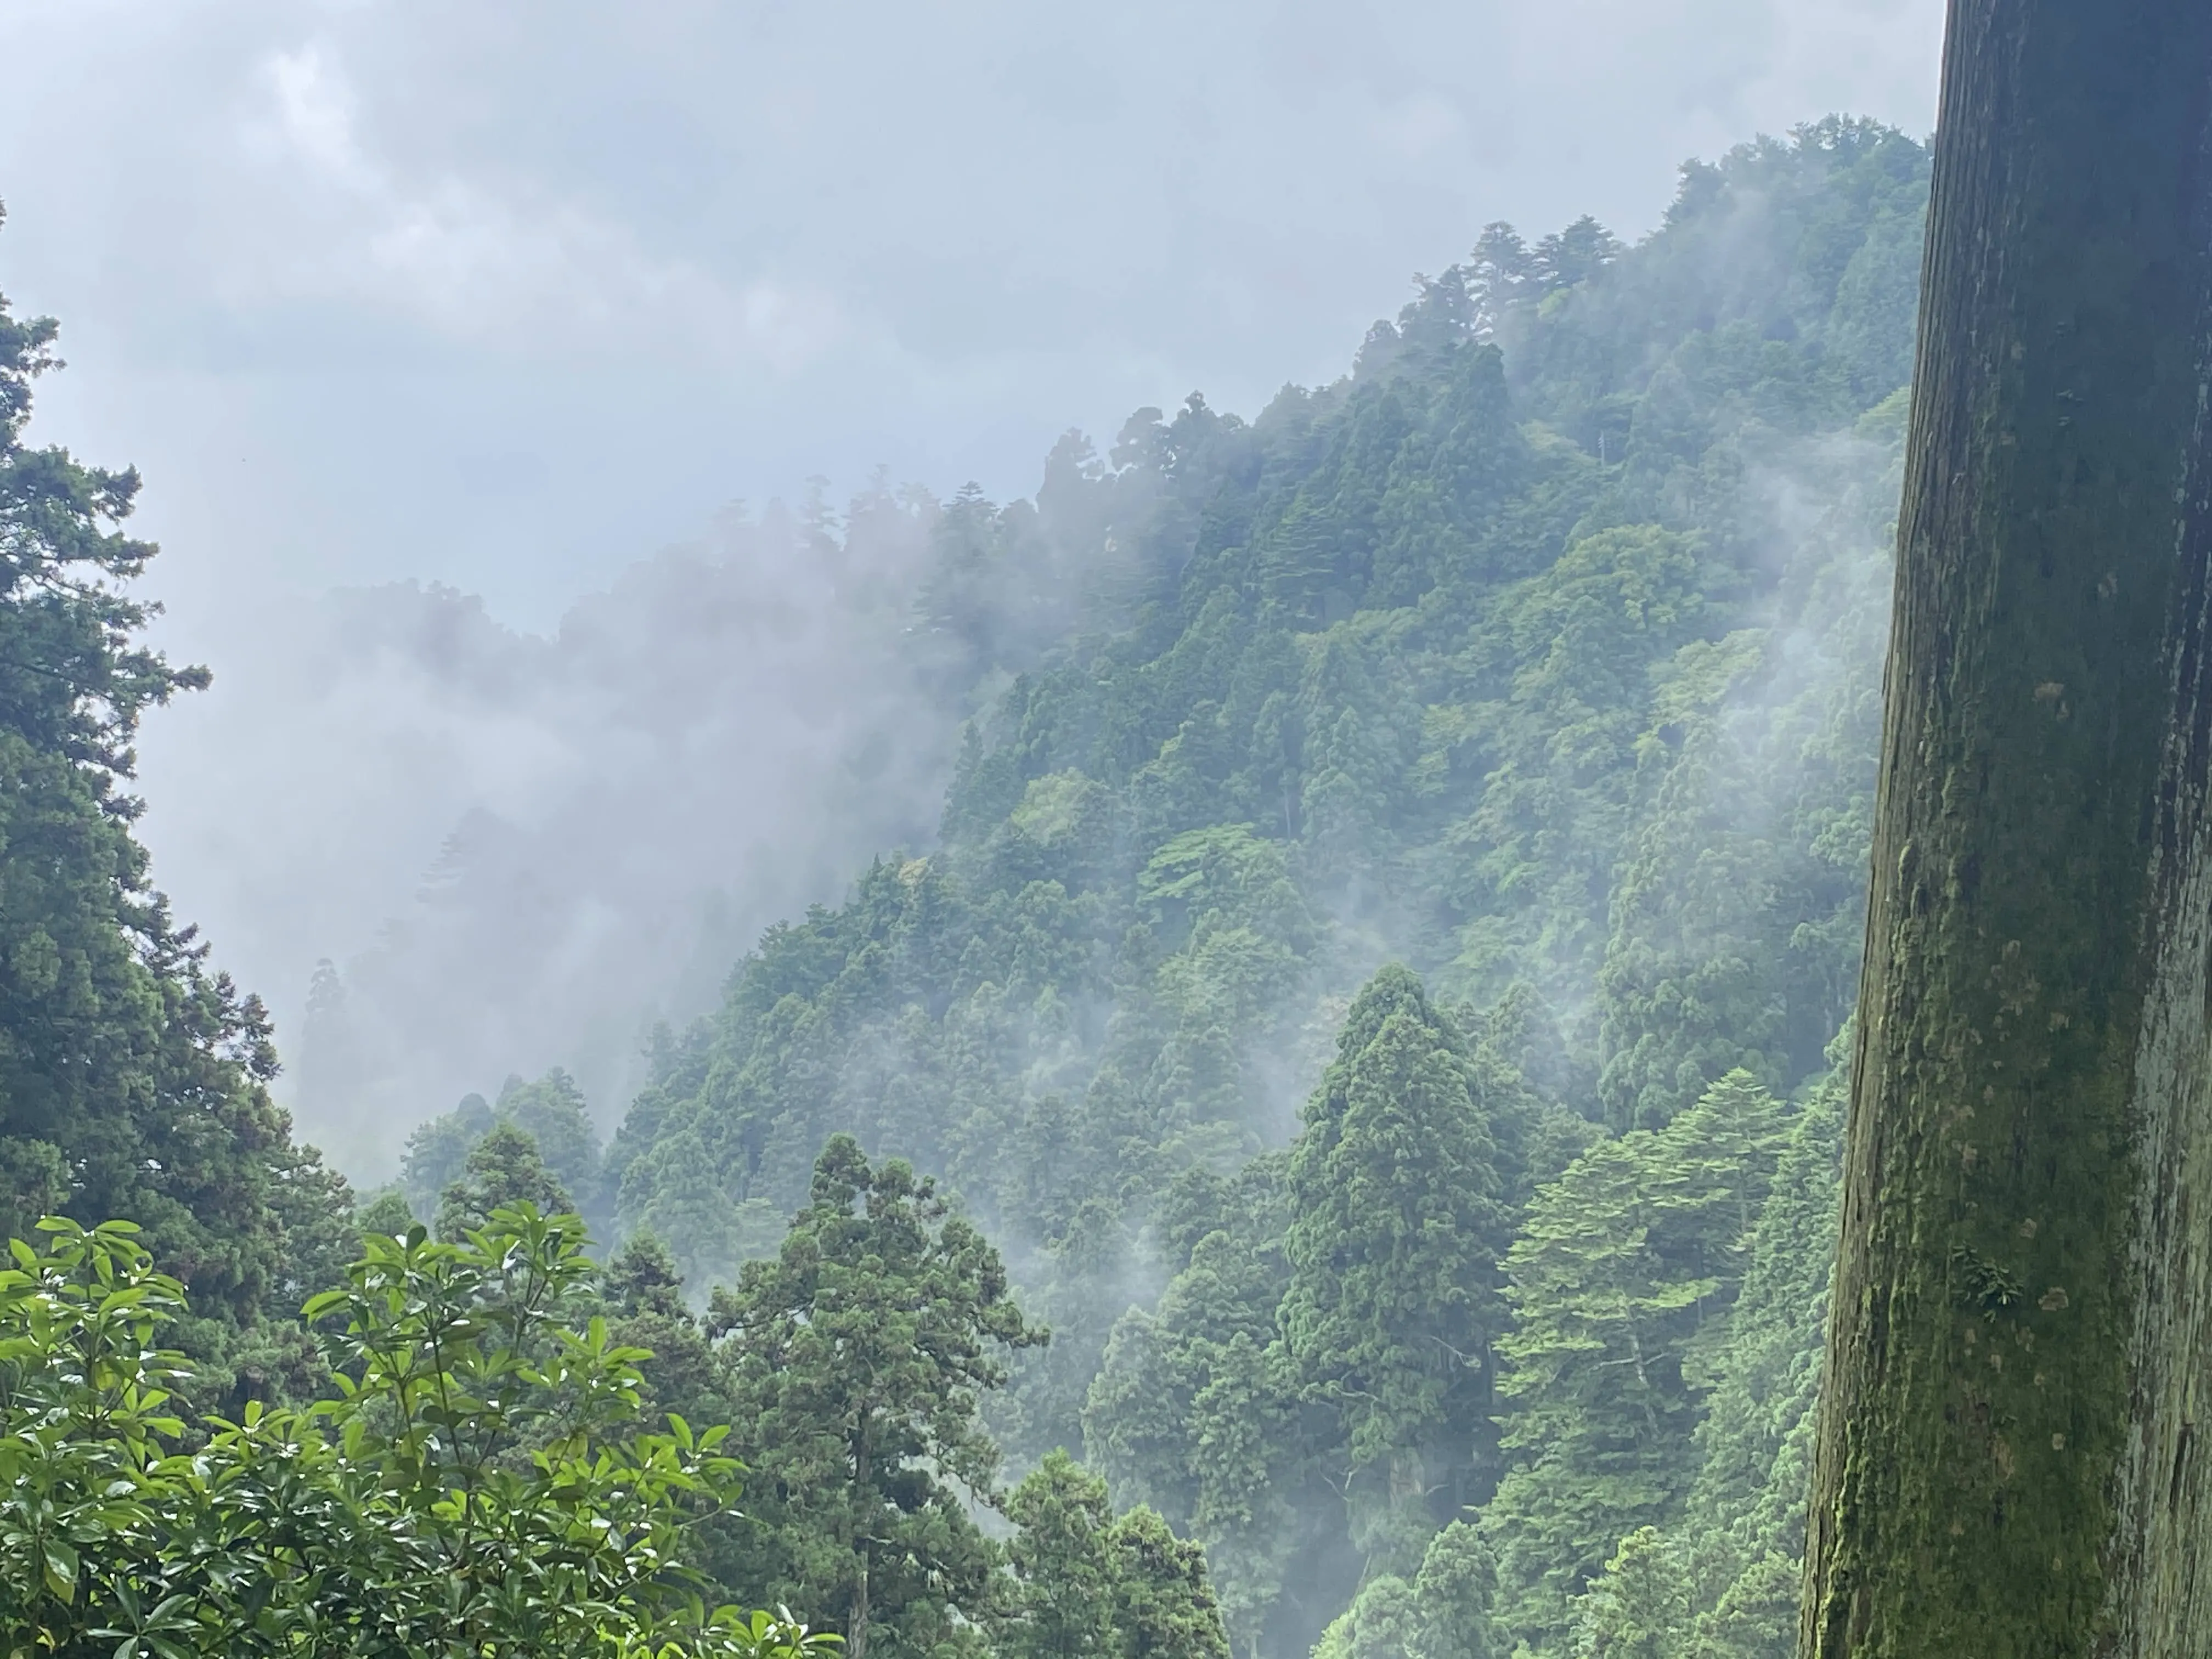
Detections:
[709, 1136, 1045, 1659]
[1280, 966, 1510, 1565]
[1486, 1073, 1786, 1651]
[0, 204, 351, 1370]
[355, 1188, 416, 1241]
[600, 1228, 730, 1465]
[433, 1124, 574, 1240]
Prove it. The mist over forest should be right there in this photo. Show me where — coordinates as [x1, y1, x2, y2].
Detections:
[163, 488, 966, 1172]
[3, 91, 1928, 1659]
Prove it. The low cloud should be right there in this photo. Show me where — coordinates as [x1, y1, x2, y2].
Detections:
[241, 41, 845, 369]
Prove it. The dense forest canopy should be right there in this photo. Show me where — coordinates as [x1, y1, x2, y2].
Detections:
[2, 114, 1927, 1659]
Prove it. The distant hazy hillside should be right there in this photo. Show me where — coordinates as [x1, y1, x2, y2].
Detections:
[234, 488, 960, 1170]
[573, 117, 1917, 1658]
[606, 117, 1920, 1278]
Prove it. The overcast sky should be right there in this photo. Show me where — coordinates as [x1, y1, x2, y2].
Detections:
[0, 0, 1945, 1145]
[7, 0, 1941, 628]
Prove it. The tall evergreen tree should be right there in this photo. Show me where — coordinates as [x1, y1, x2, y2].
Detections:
[1279, 966, 1510, 1566]
[1084, 1161, 1316, 1659]
[997, 1452, 1233, 1659]
[1567, 1528, 1689, 1659]
[1486, 1073, 1786, 1651]
[1312, 1521, 1500, 1659]
[0, 205, 351, 1378]
[432, 1122, 574, 1240]
[1107, 1505, 1233, 1659]
[1678, 1085, 1841, 1647]
[403, 1068, 607, 1229]
[708, 1136, 1045, 1659]
[1000, 1452, 1126, 1659]
[1412, 1521, 1501, 1659]
[1085, 1226, 1308, 1659]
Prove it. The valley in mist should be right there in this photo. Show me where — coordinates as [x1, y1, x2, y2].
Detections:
[0, 8, 1944, 1646]
[132, 484, 958, 1173]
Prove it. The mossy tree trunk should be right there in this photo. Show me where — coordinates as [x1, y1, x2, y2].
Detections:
[1800, 4, 2212, 1655]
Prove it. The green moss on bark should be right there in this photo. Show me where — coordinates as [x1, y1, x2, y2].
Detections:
[1802, 3, 2212, 1655]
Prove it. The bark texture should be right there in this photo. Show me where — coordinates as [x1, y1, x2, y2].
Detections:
[1799, 3, 2212, 1656]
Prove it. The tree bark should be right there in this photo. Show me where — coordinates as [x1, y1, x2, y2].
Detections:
[1801, 4, 2212, 1655]
[850, 1427, 873, 1659]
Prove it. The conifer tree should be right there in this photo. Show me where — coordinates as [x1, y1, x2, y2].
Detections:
[601, 1228, 731, 1452]
[433, 1122, 575, 1240]
[492, 1066, 605, 1215]
[709, 1136, 1044, 1659]
[1084, 1215, 1305, 1659]
[998, 1467, 1231, 1659]
[1312, 1521, 1500, 1659]
[1280, 965, 1510, 1565]
[1107, 1505, 1232, 1659]
[0, 205, 351, 1357]
[1412, 1521, 1500, 1659]
[1567, 1528, 1689, 1659]
[403, 1069, 608, 1229]
[1000, 1452, 1126, 1659]
[1486, 1073, 1786, 1650]
[1312, 1576, 1424, 1659]
[1679, 1086, 1840, 1645]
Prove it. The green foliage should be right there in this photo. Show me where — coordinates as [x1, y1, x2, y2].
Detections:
[7, 112, 1922, 1659]
[998, 1453, 1231, 1659]
[1500, 1072, 1841, 1659]
[1084, 1159, 1313, 1659]
[1412, 1521, 1502, 1659]
[707, 1136, 1046, 1659]
[1568, 1529, 1690, 1659]
[1279, 966, 1511, 1565]
[609, 120, 1917, 1315]
[0, 1210, 835, 1657]
[354, 1188, 415, 1240]
[434, 1120, 578, 1240]
[1486, 1073, 1789, 1651]
[405, 1068, 611, 1234]
[589, 120, 1920, 1659]
[1108, 1504, 1233, 1659]
[1000, 1452, 1125, 1659]
[1312, 1522, 1499, 1659]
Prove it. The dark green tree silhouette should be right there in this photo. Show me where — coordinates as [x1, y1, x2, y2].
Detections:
[708, 1136, 1044, 1659]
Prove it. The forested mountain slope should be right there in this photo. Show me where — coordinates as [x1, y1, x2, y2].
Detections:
[517, 116, 1926, 1659]
[0, 111, 1928, 1659]
[605, 118, 1916, 1280]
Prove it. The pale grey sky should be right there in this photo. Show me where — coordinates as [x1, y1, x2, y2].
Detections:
[6, 0, 1940, 625]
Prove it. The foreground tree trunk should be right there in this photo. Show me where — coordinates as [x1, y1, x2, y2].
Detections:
[1801, 4, 2212, 1655]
